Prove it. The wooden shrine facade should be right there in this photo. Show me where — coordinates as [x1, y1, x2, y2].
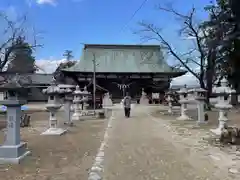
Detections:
[62, 44, 186, 102]
[63, 71, 183, 101]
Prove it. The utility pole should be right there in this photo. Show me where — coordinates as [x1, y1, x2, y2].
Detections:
[63, 50, 73, 61]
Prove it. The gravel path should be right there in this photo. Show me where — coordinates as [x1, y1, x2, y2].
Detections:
[103, 105, 232, 180]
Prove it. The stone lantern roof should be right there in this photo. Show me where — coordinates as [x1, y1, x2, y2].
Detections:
[42, 78, 65, 95]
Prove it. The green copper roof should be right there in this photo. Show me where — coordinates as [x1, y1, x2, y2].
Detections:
[64, 44, 182, 73]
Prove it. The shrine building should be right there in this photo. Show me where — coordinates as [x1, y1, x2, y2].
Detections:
[62, 44, 186, 102]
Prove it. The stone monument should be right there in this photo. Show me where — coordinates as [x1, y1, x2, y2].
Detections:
[0, 74, 30, 163]
[176, 85, 191, 120]
[140, 88, 149, 105]
[41, 79, 66, 135]
[210, 77, 235, 135]
[63, 87, 73, 126]
[194, 88, 207, 124]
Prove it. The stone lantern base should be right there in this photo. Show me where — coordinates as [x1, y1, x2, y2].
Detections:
[72, 112, 82, 121]
[0, 142, 31, 164]
[41, 127, 67, 135]
[176, 114, 191, 121]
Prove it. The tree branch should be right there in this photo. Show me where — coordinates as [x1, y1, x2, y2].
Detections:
[138, 22, 200, 80]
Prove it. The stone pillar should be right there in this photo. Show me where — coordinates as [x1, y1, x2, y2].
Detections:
[194, 88, 207, 124]
[64, 100, 72, 125]
[59, 85, 74, 126]
[0, 99, 30, 164]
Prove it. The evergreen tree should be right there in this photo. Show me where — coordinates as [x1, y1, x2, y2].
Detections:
[54, 50, 76, 83]
[7, 36, 36, 73]
[203, 0, 240, 85]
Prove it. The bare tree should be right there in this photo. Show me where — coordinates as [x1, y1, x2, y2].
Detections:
[0, 11, 42, 72]
[137, 5, 217, 108]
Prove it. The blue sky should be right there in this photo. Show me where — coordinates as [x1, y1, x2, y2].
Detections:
[0, 0, 210, 61]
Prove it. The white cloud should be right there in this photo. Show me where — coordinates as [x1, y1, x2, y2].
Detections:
[171, 73, 199, 87]
[35, 59, 66, 73]
[36, 0, 57, 6]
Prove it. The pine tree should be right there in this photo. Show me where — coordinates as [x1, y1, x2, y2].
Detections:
[54, 50, 76, 83]
[7, 36, 36, 73]
[203, 0, 240, 81]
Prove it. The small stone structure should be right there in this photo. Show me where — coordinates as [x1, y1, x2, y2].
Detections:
[176, 85, 191, 121]
[210, 77, 235, 135]
[140, 88, 149, 105]
[41, 80, 66, 135]
[63, 87, 73, 126]
[102, 92, 113, 107]
[194, 88, 207, 124]
[0, 74, 30, 163]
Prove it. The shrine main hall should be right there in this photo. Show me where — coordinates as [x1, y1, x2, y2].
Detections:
[62, 44, 186, 101]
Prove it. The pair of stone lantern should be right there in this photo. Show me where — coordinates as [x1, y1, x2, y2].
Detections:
[210, 77, 235, 135]
[176, 85, 191, 120]
[0, 74, 30, 163]
[41, 79, 67, 135]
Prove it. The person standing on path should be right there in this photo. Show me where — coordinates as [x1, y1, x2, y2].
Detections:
[123, 92, 131, 118]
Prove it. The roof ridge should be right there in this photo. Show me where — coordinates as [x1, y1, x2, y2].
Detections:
[84, 44, 161, 49]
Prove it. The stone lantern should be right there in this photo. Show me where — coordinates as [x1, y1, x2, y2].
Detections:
[210, 77, 235, 135]
[82, 86, 90, 111]
[194, 88, 207, 124]
[41, 80, 66, 135]
[166, 90, 174, 114]
[72, 85, 83, 121]
[176, 85, 191, 120]
[0, 75, 30, 163]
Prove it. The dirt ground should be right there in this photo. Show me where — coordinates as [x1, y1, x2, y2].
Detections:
[151, 106, 240, 129]
[149, 106, 240, 178]
[103, 106, 236, 180]
[0, 111, 109, 180]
